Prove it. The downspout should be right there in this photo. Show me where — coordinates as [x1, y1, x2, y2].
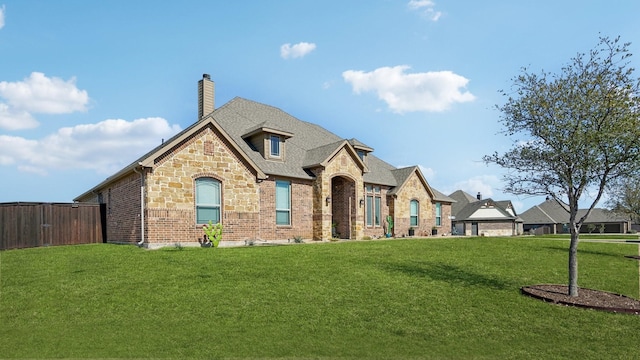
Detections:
[134, 165, 145, 246]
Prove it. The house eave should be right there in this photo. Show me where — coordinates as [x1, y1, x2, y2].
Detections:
[74, 162, 148, 201]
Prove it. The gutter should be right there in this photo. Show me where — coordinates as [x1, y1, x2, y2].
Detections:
[133, 164, 146, 246]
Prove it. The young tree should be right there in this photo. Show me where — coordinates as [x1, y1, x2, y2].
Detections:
[484, 36, 640, 296]
[606, 177, 640, 224]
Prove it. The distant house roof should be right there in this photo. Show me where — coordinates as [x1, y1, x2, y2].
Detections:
[519, 198, 629, 225]
[448, 190, 520, 222]
[75, 97, 454, 203]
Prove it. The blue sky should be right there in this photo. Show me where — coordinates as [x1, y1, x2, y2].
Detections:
[0, 1, 638, 212]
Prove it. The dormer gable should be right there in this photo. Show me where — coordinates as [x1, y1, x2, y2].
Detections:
[241, 122, 293, 161]
[348, 138, 374, 163]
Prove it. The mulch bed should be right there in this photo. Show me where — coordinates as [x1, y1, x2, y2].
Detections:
[522, 284, 640, 315]
[625, 255, 640, 260]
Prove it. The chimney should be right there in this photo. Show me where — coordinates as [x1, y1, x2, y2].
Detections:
[198, 73, 215, 119]
[477, 192, 482, 200]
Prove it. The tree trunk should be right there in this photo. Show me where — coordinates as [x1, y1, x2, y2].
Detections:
[568, 224, 579, 296]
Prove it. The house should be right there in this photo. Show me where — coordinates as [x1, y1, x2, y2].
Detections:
[74, 74, 454, 247]
[520, 197, 631, 234]
[448, 190, 523, 236]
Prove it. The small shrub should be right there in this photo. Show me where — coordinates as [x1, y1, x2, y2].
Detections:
[362, 236, 372, 240]
[293, 235, 304, 243]
[174, 242, 184, 250]
[202, 221, 223, 248]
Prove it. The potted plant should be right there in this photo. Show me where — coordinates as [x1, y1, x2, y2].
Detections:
[408, 227, 415, 236]
[332, 222, 339, 238]
[385, 215, 394, 238]
[431, 226, 438, 236]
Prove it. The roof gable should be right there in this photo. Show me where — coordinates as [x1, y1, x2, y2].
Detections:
[387, 166, 455, 203]
[302, 139, 367, 172]
[455, 198, 518, 221]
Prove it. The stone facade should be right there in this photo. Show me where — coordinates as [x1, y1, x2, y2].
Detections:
[323, 148, 365, 240]
[143, 125, 262, 245]
[77, 125, 452, 247]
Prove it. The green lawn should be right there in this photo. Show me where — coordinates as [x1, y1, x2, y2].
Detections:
[1, 237, 639, 359]
[533, 233, 639, 241]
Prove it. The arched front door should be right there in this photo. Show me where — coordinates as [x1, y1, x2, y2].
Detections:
[330, 176, 356, 239]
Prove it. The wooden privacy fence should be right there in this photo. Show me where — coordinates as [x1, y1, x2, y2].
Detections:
[0, 202, 106, 250]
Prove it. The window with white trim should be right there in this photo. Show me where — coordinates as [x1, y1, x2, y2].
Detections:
[410, 200, 419, 227]
[196, 178, 221, 224]
[270, 134, 281, 157]
[275, 180, 291, 225]
[366, 185, 381, 227]
[435, 202, 442, 226]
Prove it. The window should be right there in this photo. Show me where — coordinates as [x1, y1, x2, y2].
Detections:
[366, 185, 381, 227]
[270, 135, 281, 157]
[435, 202, 442, 226]
[366, 196, 373, 226]
[196, 178, 221, 224]
[357, 150, 365, 161]
[410, 200, 419, 227]
[275, 180, 291, 225]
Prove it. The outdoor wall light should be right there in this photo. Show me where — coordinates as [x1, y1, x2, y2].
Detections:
[359, 198, 365, 207]
[326, 196, 331, 205]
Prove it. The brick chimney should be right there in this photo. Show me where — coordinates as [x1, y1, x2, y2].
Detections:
[198, 73, 215, 119]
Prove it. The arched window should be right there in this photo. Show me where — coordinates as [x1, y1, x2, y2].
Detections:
[410, 200, 419, 227]
[195, 178, 221, 224]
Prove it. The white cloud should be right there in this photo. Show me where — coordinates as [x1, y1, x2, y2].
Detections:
[0, 117, 181, 175]
[408, 0, 442, 21]
[0, 103, 39, 130]
[280, 42, 316, 59]
[418, 165, 435, 180]
[0, 72, 90, 130]
[342, 65, 475, 113]
[0, 5, 5, 29]
[449, 175, 501, 199]
[0, 72, 89, 113]
[408, 0, 435, 9]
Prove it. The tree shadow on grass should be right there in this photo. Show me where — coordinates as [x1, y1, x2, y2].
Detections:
[541, 246, 625, 258]
[381, 261, 516, 291]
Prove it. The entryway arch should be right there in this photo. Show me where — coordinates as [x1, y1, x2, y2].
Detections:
[330, 175, 357, 239]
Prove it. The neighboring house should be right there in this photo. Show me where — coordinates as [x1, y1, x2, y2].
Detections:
[520, 197, 631, 234]
[448, 190, 523, 236]
[75, 74, 454, 247]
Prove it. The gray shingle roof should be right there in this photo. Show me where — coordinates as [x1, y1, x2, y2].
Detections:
[454, 199, 518, 221]
[520, 199, 629, 224]
[348, 138, 374, 151]
[302, 140, 349, 168]
[76, 96, 452, 200]
[448, 190, 519, 222]
[449, 190, 478, 215]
